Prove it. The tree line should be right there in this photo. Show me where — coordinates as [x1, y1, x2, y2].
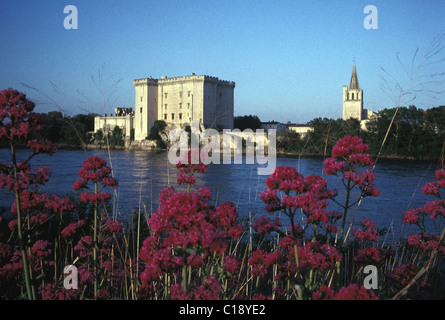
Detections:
[12, 111, 125, 148]
[277, 105, 445, 161]
[10, 106, 445, 159]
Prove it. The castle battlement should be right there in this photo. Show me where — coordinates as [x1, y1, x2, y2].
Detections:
[133, 77, 158, 86]
[134, 73, 235, 87]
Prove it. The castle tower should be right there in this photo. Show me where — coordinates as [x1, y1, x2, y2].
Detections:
[133, 77, 158, 141]
[343, 61, 364, 121]
[133, 74, 235, 141]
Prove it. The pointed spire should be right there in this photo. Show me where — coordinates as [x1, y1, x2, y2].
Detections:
[349, 61, 359, 89]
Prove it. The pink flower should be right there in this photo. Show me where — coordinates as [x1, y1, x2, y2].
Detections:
[402, 208, 422, 225]
[253, 214, 282, 236]
[387, 264, 430, 299]
[105, 220, 123, 233]
[73, 179, 88, 191]
[407, 233, 444, 254]
[27, 139, 56, 156]
[0, 88, 41, 141]
[39, 283, 80, 300]
[175, 149, 208, 186]
[61, 220, 87, 238]
[313, 284, 378, 300]
[248, 250, 268, 278]
[352, 218, 379, 242]
[223, 255, 241, 274]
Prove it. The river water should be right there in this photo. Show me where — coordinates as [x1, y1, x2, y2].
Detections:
[0, 148, 443, 239]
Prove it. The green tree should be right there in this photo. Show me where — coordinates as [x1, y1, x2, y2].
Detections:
[108, 126, 124, 146]
[92, 128, 105, 146]
[234, 115, 262, 131]
[276, 131, 303, 153]
[42, 111, 64, 142]
[147, 120, 167, 150]
[147, 120, 167, 141]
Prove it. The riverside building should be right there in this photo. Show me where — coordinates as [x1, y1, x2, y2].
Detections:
[94, 73, 235, 142]
[342, 62, 376, 129]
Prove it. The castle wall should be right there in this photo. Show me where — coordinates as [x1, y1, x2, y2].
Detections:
[94, 115, 132, 137]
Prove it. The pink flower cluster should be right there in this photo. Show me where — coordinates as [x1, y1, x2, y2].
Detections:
[402, 165, 445, 257]
[0, 88, 46, 141]
[386, 264, 430, 299]
[312, 284, 379, 300]
[324, 135, 380, 198]
[407, 233, 445, 255]
[175, 149, 208, 186]
[248, 237, 341, 281]
[0, 240, 54, 279]
[139, 151, 243, 298]
[39, 283, 81, 300]
[353, 246, 394, 265]
[27, 139, 56, 156]
[61, 220, 87, 238]
[259, 165, 339, 234]
[403, 166, 445, 227]
[253, 214, 282, 236]
[72, 156, 118, 206]
[352, 218, 379, 242]
[171, 276, 221, 300]
[0, 162, 52, 193]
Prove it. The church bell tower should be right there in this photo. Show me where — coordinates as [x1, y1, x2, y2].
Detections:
[342, 61, 364, 121]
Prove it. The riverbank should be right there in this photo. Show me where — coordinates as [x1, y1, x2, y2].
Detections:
[1, 142, 442, 162]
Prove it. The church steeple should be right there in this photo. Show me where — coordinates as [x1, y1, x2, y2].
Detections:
[343, 61, 364, 122]
[349, 61, 359, 90]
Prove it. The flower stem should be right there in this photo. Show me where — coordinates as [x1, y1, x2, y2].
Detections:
[10, 142, 34, 300]
[93, 182, 98, 297]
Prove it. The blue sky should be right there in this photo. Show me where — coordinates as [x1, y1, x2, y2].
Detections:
[1, 0, 445, 123]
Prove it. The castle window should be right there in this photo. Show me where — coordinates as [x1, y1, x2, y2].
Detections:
[179, 113, 182, 120]
[187, 103, 190, 109]
[171, 113, 175, 120]
[164, 114, 167, 120]
[140, 108, 142, 113]
[165, 104, 167, 110]
[179, 91, 183, 98]
[164, 93, 168, 99]
[179, 103, 182, 109]
[188, 91, 191, 97]
[140, 96, 143, 102]
[352, 93, 354, 100]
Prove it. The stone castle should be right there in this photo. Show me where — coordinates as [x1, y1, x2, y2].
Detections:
[94, 73, 235, 143]
[93, 64, 374, 146]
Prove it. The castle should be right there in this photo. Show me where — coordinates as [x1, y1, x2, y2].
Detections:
[342, 61, 375, 129]
[94, 73, 235, 142]
[93, 65, 374, 145]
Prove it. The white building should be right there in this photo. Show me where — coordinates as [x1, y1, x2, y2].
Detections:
[94, 73, 236, 142]
[342, 62, 376, 129]
[288, 124, 314, 138]
[261, 121, 288, 133]
[94, 107, 133, 138]
[133, 73, 235, 141]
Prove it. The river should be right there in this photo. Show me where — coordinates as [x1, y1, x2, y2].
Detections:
[0, 148, 443, 239]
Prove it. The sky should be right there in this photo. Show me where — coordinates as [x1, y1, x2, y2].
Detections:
[1, 0, 445, 124]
